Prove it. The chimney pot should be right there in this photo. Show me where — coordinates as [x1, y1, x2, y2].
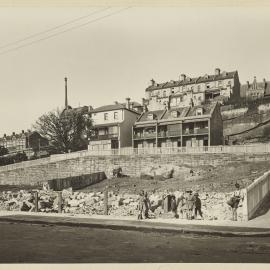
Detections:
[126, 97, 131, 109]
[180, 74, 186, 81]
[215, 68, 221, 75]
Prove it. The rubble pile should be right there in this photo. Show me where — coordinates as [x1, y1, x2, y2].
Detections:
[0, 188, 244, 221]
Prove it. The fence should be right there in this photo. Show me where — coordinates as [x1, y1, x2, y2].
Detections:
[1, 144, 270, 172]
[47, 171, 107, 191]
[243, 170, 270, 220]
[86, 144, 270, 156]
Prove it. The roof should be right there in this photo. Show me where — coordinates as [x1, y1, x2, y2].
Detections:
[90, 103, 141, 114]
[137, 110, 165, 122]
[240, 81, 270, 97]
[146, 71, 237, 91]
[135, 103, 218, 125]
[0, 131, 43, 142]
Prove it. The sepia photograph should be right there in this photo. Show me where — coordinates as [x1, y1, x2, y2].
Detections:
[0, 0, 270, 265]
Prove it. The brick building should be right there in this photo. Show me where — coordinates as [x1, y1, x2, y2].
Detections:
[88, 99, 142, 151]
[144, 68, 241, 111]
[133, 102, 223, 148]
[0, 130, 49, 155]
[240, 76, 270, 100]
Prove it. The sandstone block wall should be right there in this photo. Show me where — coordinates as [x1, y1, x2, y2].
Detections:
[0, 153, 270, 185]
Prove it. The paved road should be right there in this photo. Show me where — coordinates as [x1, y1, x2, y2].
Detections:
[0, 222, 270, 263]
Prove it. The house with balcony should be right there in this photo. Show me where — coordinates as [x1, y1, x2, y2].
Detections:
[88, 99, 142, 151]
[133, 102, 223, 148]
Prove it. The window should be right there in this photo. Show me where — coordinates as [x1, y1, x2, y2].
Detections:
[163, 90, 166, 97]
[218, 80, 222, 86]
[114, 112, 118, 120]
[147, 113, 154, 120]
[197, 85, 201, 91]
[108, 126, 118, 135]
[171, 111, 178, 118]
[104, 113, 108, 120]
[196, 108, 203, 116]
[206, 83, 210, 89]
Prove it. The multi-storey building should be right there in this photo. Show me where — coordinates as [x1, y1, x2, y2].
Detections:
[144, 68, 240, 111]
[0, 130, 49, 154]
[133, 102, 223, 148]
[240, 77, 270, 100]
[88, 99, 142, 151]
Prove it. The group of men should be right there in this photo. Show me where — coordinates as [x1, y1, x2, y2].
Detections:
[137, 183, 244, 221]
[137, 189, 203, 220]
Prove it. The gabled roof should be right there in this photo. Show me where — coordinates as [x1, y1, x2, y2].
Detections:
[90, 103, 141, 114]
[146, 71, 237, 91]
[137, 110, 165, 122]
[134, 102, 218, 126]
[0, 131, 44, 142]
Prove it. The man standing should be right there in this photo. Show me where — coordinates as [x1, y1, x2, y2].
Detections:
[185, 189, 195, 220]
[231, 183, 244, 221]
[194, 192, 203, 220]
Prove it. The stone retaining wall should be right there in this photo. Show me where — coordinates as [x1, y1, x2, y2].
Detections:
[0, 153, 270, 185]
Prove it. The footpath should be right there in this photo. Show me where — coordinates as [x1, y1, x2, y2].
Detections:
[0, 210, 269, 237]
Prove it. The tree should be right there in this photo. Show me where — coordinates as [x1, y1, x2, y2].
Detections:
[0, 146, 8, 156]
[34, 108, 92, 153]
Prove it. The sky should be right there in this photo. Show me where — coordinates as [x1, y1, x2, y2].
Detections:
[0, 6, 270, 135]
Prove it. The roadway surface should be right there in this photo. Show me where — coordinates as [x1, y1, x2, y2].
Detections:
[0, 222, 270, 263]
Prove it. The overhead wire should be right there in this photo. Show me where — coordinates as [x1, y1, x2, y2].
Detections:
[0, 7, 111, 50]
[0, 7, 131, 56]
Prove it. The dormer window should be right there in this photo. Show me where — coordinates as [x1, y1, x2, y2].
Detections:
[147, 113, 154, 120]
[204, 74, 209, 79]
[171, 110, 179, 118]
[196, 108, 203, 116]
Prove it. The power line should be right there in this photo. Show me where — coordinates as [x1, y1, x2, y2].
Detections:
[0, 7, 111, 50]
[0, 7, 131, 56]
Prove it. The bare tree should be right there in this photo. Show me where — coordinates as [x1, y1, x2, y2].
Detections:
[34, 108, 91, 153]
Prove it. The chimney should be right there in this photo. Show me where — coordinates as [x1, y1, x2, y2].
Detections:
[180, 74, 186, 81]
[215, 68, 221, 76]
[22, 130, 24, 134]
[150, 79, 155, 86]
[114, 101, 119, 105]
[253, 76, 257, 89]
[4, 134, 6, 138]
[12, 132, 15, 136]
[143, 104, 148, 113]
[64, 77, 68, 109]
[141, 98, 145, 106]
[130, 102, 134, 110]
[126, 97, 131, 109]
[263, 78, 267, 90]
[247, 81, 250, 88]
